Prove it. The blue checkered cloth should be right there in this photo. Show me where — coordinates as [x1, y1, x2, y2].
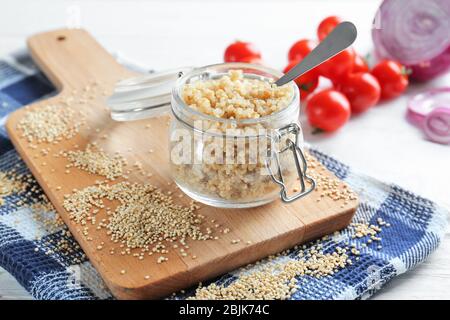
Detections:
[0, 51, 448, 300]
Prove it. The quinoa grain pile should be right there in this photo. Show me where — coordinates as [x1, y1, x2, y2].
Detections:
[64, 144, 125, 180]
[189, 218, 390, 300]
[350, 219, 389, 250]
[0, 169, 62, 231]
[0, 170, 26, 205]
[63, 181, 213, 256]
[0, 166, 81, 259]
[305, 153, 357, 204]
[182, 70, 293, 120]
[17, 105, 83, 143]
[191, 245, 349, 300]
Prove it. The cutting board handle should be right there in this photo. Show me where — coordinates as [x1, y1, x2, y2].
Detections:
[27, 28, 129, 92]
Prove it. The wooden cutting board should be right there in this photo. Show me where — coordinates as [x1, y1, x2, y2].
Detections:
[6, 29, 358, 299]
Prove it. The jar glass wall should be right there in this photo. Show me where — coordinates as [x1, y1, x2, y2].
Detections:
[169, 63, 313, 208]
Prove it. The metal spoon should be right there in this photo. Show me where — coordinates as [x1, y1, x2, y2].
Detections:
[275, 21, 357, 87]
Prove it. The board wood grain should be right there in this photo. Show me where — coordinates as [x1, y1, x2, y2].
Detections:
[5, 28, 358, 299]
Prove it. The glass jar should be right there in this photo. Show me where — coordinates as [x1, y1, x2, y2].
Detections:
[108, 63, 315, 208]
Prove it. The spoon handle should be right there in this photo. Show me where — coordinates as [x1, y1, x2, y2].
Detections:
[275, 21, 357, 87]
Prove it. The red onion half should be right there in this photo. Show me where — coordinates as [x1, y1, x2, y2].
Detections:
[372, 0, 450, 81]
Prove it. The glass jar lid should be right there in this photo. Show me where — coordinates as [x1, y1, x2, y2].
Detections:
[107, 67, 194, 121]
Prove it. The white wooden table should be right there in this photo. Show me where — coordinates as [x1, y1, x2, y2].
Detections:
[0, 0, 449, 300]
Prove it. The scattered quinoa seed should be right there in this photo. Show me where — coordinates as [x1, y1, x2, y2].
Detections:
[63, 181, 214, 251]
[17, 105, 83, 143]
[64, 144, 124, 180]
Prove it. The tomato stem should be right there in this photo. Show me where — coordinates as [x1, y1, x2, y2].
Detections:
[311, 127, 325, 135]
[363, 53, 371, 66]
[300, 82, 313, 91]
[401, 66, 412, 76]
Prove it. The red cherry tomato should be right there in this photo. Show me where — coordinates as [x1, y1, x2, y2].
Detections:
[338, 72, 381, 113]
[371, 60, 409, 100]
[317, 16, 342, 41]
[353, 55, 369, 73]
[288, 39, 317, 62]
[284, 60, 319, 100]
[318, 47, 355, 83]
[224, 41, 262, 63]
[306, 89, 351, 132]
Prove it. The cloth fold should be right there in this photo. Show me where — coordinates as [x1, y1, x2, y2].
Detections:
[0, 51, 447, 300]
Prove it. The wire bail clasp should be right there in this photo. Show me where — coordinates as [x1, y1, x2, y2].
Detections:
[266, 123, 315, 203]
